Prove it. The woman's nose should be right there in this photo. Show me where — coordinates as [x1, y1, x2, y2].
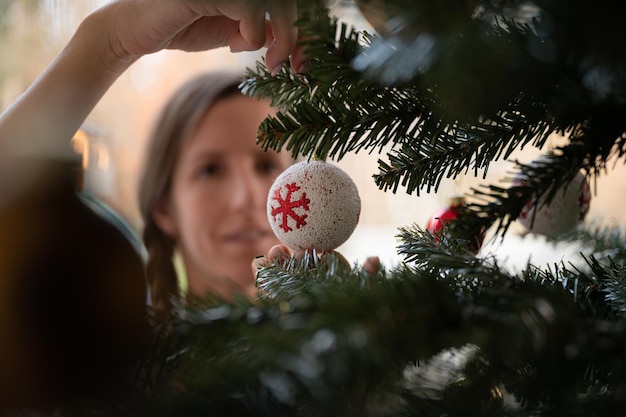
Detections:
[229, 169, 267, 210]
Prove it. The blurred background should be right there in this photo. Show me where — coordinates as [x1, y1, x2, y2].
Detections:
[2, 0, 625, 272]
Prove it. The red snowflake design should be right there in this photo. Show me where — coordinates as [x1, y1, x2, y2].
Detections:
[270, 182, 310, 232]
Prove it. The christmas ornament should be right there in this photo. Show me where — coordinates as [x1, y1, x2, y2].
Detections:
[513, 165, 591, 238]
[426, 196, 485, 254]
[267, 160, 361, 251]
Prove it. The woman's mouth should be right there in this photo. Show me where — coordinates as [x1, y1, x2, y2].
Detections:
[223, 229, 272, 245]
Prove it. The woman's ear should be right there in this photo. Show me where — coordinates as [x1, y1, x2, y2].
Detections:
[151, 198, 177, 237]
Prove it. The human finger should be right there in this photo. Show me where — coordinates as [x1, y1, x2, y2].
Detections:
[266, 0, 298, 74]
[251, 255, 270, 274]
[285, 249, 350, 270]
[167, 16, 240, 52]
[267, 244, 293, 263]
[229, 3, 267, 52]
[319, 250, 351, 269]
[251, 244, 291, 277]
[289, 43, 308, 74]
[361, 256, 381, 275]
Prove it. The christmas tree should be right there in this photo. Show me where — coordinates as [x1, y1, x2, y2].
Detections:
[78, 1, 626, 416]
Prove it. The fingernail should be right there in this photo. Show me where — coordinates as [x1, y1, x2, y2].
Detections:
[271, 248, 290, 262]
[275, 250, 289, 261]
[271, 62, 285, 76]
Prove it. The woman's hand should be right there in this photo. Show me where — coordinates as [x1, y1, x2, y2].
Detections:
[252, 244, 381, 275]
[0, 0, 302, 155]
[97, 0, 300, 75]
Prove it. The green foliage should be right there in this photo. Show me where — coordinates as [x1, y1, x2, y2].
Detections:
[75, 2, 626, 416]
[74, 227, 626, 416]
[243, 0, 626, 242]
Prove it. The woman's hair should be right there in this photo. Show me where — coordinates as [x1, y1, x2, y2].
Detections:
[138, 72, 244, 321]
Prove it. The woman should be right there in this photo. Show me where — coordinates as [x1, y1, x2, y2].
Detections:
[0, 1, 302, 410]
[138, 72, 295, 320]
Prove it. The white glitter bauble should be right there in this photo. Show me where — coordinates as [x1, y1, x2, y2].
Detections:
[267, 160, 361, 251]
[513, 162, 591, 238]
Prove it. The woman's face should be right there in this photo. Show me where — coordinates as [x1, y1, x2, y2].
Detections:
[153, 94, 293, 299]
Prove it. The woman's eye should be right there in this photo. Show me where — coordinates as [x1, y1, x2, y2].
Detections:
[198, 163, 219, 177]
[257, 160, 280, 174]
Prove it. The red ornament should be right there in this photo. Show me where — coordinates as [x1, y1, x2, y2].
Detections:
[426, 196, 484, 254]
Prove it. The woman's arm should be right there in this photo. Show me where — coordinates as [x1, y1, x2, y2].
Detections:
[0, 0, 299, 156]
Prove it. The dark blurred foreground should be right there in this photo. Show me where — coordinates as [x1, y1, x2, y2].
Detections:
[0, 157, 150, 413]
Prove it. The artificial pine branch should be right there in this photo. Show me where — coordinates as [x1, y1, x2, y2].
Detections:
[91, 2, 626, 416]
[562, 225, 626, 265]
[243, 10, 433, 162]
[102, 235, 625, 417]
[394, 222, 626, 409]
[454, 153, 590, 238]
[396, 218, 626, 316]
[243, 0, 626, 244]
[68, 219, 626, 416]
